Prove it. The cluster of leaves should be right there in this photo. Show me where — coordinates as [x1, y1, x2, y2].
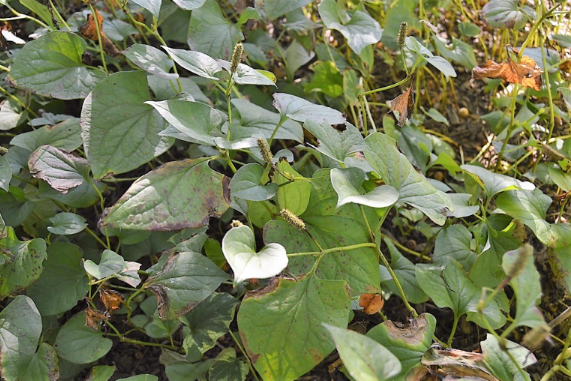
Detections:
[1, 0, 571, 380]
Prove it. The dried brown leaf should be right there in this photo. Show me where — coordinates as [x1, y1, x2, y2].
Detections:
[79, 10, 120, 57]
[472, 54, 542, 91]
[388, 86, 414, 127]
[358, 293, 384, 314]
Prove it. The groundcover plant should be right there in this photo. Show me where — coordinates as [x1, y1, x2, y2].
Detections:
[1, 0, 571, 380]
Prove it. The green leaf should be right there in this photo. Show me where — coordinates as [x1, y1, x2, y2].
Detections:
[237, 7, 260, 25]
[433, 225, 474, 269]
[130, 0, 161, 19]
[9, 32, 105, 99]
[19, 343, 59, 381]
[81, 71, 174, 179]
[548, 165, 571, 191]
[102, 159, 230, 231]
[0, 235, 47, 299]
[380, 239, 428, 304]
[284, 40, 315, 80]
[423, 106, 450, 126]
[0, 156, 12, 192]
[173, 0, 206, 10]
[209, 348, 248, 381]
[26, 242, 89, 316]
[263, 0, 312, 18]
[470, 230, 518, 289]
[462, 164, 535, 198]
[481, 334, 535, 381]
[367, 314, 436, 380]
[482, 0, 531, 30]
[330, 167, 398, 208]
[274, 160, 312, 216]
[181, 293, 238, 359]
[218, 61, 276, 86]
[364, 133, 453, 225]
[38, 179, 103, 209]
[0, 296, 42, 381]
[0, 99, 23, 131]
[85, 365, 115, 381]
[144, 251, 228, 320]
[264, 170, 381, 295]
[238, 276, 351, 381]
[405, 37, 456, 78]
[117, 375, 159, 381]
[165, 359, 214, 381]
[459, 22, 480, 37]
[162, 46, 222, 80]
[502, 245, 546, 329]
[304, 120, 363, 163]
[325, 324, 401, 381]
[230, 163, 277, 201]
[433, 37, 477, 70]
[222, 225, 287, 283]
[304, 61, 343, 97]
[19, 0, 53, 26]
[48, 212, 87, 235]
[231, 99, 304, 143]
[496, 189, 571, 248]
[273, 93, 346, 125]
[54, 313, 112, 364]
[319, 0, 382, 55]
[84, 249, 128, 278]
[147, 99, 224, 145]
[187, 0, 244, 60]
[28, 145, 90, 194]
[11, 117, 82, 152]
[123, 44, 177, 80]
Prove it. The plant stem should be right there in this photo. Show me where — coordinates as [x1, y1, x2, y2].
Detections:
[447, 316, 459, 346]
[287, 243, 377, 257]
[229, 330, 261, 381]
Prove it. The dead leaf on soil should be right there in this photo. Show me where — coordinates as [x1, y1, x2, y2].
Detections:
[421, 347, 499, 381]
[388, 86, 414, 127]
[79, 10, 120, 57]
[472, 52, 542, 91]
[84, 306, 107, 330]
[99, 287, 124, 315]
[358, 293, 384, 314]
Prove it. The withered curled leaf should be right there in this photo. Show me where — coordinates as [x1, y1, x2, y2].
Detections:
[359, 293, 384, 314]
[79, 10, 120, 57]
[388, 86, 414, 127]
[472, 53, 542, 91]
[99, 288, 124, 315]
[84, 306, 107, 331]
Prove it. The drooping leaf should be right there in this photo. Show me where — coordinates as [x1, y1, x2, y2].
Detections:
[367, 314, 436, 380]
[123, 44, 177, 80]
[284, 40, 315, 80]
[231, 99, 304, 143]
[405, 37, 457, 78]
[144, 251, 228, 320]
[26, 242, 89, 316]
[0, 233, 47, 299]
[187, 0, 244, 60]
[209, 348, 248, 381]
[264, 170, 381, 295]
[319, 0, 382, 55]
[28, 145, 89, 194]
[304, 121, 364, 163]
[482, 0, 532, 30]
[461, 164, 535, 198]
[230, 163, 277, 201]
[222, 225, 287, 283]
[162, 46, 223, 80]
[496, 189, 571, 248]
[364, 133, 453, 225]
[273, 93, 346, 125]
[181, 293, 238, 361]
[330, 167, 398, 208]
[47, 212, 87, 235]
[10, 117, 82, 152]
[472, 54, 542, 91]
[54, 313, 112, 364]
[388, 87, 414, 127]
[238, 276, 351, 381]
[433, 36, 477, 70]
[325, 324, 401, 381]
[146, 99, 224, 145]
[217, 60, 276, 86]
[130, 0, 161, 19]
[502, 245, 547, 329]
[0, 296, 42, 381]
[102, 158, 231, 231]
[9, 32, 106, 99]
[81, 71, 174, 179]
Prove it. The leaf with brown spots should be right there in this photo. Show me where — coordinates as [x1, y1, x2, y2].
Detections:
[99, 288, 123, 315]
[79, 10, 119, 57]
[84, 306, 107, 331]
[472, 54, 542, 91]
[387, 86, 414, 127]
[359, 293, 384, 314]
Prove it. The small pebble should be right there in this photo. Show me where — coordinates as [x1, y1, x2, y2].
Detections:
[459, 107, 469, 118]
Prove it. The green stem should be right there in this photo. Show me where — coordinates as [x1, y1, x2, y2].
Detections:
[268, 116, 289, 146]
[229, 330, 261, 381]
[359, 74, 413, 98]
[287, 243, 377, 257]
[447, 316, 459, 346]
[495, 85, 519, 171]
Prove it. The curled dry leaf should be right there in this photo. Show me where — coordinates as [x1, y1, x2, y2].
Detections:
[358, 293, 384, 314]
[387, 86, 414, 127]
[99, 288, 124, 315]
[79, 10, 120, 57]
[421, 347, 499, 381]
[84, 306, 107, 331]
[472, 53, 542, 91]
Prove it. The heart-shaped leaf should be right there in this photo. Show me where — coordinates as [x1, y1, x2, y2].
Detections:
[462, 164, 535, 198]
[304, 121, 364, 163]
[331, 167, 398, 208]
[222, 225, 287, 283]
[48, 212, 87, 235]
[123, 44, 177, 80]
[162, 46, 222, 80]
[482, 0, 532, 30]
[230, 163, 278, 201]
[273, 93, 346, 125]
[54, 313, 112, 364]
